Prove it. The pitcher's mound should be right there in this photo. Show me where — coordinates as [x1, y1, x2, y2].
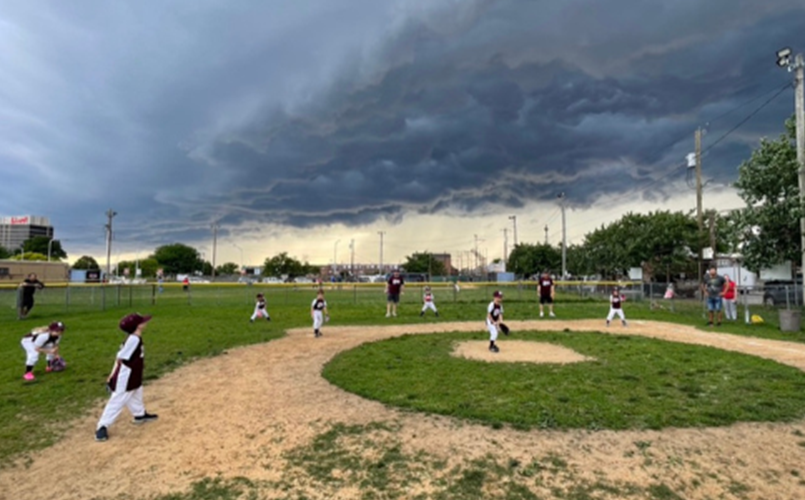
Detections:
[451, 341, 595, 364]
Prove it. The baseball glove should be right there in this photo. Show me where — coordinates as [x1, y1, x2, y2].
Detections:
[48, 357, 67, 372]
[499, 323, 510, 335]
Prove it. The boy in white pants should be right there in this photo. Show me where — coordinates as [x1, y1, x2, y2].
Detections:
[606, 287, 628, 327]
[420, 286, 439, 317]
[250, 293, 271, 322]
[486, 290, 504, 353]
[96, 313, 158, 442]
[311, 289, 329, 338]
[21, 321, 65, 381]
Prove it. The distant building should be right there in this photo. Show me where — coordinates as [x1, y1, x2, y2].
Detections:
[431, 253, 454, 274]
[0, 215, 54, 251]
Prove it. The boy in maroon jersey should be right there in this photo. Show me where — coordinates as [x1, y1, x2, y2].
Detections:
[95, 313, 158, 442]
[385, 269, 405, 318]
[606, 287, 628, 327]
[537, 271, 556, 318]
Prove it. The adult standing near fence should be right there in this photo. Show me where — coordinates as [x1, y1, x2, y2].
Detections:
[537, 271, 556, 318]
[723, 274, 737, 321]
[702, 267, 727, 327]
[18, 273, 45, 319]
[385, 269, 404, 318]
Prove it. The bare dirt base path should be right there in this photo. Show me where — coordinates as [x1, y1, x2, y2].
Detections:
[4, 320, 805, 500]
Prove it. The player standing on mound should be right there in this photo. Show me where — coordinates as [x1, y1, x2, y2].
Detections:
[420, 286, 439, 317]
[250, 293, 271, 323]
[537, 271, 556, 318]
[20, 321, 66, 381]
[486, 291, 505, 353]
[606, 287, 628, 327]
[311, 289, 329, 338]
[385, 269, 404, 318]
[95, 313, 158, 442]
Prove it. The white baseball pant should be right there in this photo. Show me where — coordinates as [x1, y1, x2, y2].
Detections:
[606, 309, 626, 322]
[251, 308, 269, 321]
[486, 321, 499, 341]
[21, 338, 54, 366]
[313, 310, 324, 330]
[421, 302, 438, 313]
[97, 386, 145, 429]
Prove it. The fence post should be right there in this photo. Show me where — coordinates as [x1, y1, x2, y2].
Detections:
[151, 284, 156, 305]
[102, 286, 106, 311]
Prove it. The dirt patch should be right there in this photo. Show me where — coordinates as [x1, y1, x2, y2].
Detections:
[3, 320, 805, 499]
[452, 340, 595, 364]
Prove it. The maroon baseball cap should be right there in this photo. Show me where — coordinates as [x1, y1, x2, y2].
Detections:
[493, 290, 503, 298]
[49, 321, 65, 332]
[119, 313, 152, 334]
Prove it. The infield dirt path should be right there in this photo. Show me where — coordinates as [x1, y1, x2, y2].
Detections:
[3, 319, 805, 500]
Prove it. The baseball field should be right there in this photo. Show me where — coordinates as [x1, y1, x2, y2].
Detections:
[2, 283, 805, 500]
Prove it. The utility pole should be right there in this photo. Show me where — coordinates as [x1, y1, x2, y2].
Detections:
[558, 193, 567, 279]
[544, 225, 549, 245]
[474, 234, 483, 274]
[502, 228, 508, 264]
[349, 239, 355, 277]
[709, 211, 717, 256]
[508, 215, 518, 247]
[695, 128, 704, 293]
[211, 223, 219, 280]
[105, 209, 117, 281]
[777, 47, 805, 303]
[378, 231, 386, 275]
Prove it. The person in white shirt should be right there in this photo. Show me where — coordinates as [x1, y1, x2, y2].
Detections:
[311, 289, 329, 338]
[21, 321, 65, 381]
[606, 287, 628, 327]
[420, 286, 439, 317]
[486, 291, 504, 353]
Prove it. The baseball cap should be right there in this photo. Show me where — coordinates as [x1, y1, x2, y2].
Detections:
[119, 313, 152, 334]
[49, 321, 65, 332]
[493, 290, 503, 298]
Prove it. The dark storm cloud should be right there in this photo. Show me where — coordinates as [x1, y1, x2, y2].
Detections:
[1, 0, 803, 249]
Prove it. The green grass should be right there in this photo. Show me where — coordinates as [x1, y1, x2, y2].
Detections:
[323, 331, 805, 430]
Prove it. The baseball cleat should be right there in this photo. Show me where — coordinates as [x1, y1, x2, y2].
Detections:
[23, 372, 35, 381]
[95, 426, 109, 442]
[489, 345, 500, 353]
[133, 412, 159, 424]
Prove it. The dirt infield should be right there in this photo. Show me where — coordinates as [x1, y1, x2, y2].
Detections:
[451, 340, 595, 364]
[4, 319, 805, 499]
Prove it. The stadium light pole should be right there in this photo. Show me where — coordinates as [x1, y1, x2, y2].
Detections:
[557, 193, 567, 280]
[231, 242, 243, 270]
[47, 237, 54, 262]
[105, 209, 117, 282]
[333, 239, 340, 274]
[508, 215, 518, 247]
[777, 47, 805, 304]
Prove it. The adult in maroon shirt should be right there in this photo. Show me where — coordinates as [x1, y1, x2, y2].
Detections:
[385, 269, 405, 318]
[537, 271, 556, 318]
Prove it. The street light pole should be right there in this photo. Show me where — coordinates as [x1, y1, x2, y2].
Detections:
[334, 239, 340, 275]
[47, 238, 54, 262]
[508, 215, 518, 247]
[776, 48, 805, 303]
[558, 193, 567, 279]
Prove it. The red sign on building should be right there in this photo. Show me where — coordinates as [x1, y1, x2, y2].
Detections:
[10, 216, 30, 225]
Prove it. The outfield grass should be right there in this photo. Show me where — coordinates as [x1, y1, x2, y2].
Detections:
[1, 284, 804, 466]
[323, 331, 805, 430]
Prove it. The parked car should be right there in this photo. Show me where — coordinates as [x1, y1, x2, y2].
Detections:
[763, 280, 803, 306]
[262, 277, 283, 284]
[188, 277, 210, 284]
[237, 276, 256, 285]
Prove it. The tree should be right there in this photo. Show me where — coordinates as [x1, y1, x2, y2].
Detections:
[215, 262, 240, 275]
[201, 261, 213, 276]
[263, 252, 306, 278]
[0, 246, 10, 259]
[581, 211, 698, 280]
[733, 117, 801, 275]
[22, 236, 67, 260]
[10, 252, 48, 261]
[507, 244, 561, 278]
[152, 243, 203, 274]
[116, 258, 160, 279]
[72, 255, 100, 269]
[402, 252, 447, 276]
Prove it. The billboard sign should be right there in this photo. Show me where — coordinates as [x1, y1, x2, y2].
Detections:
[10, 216, 30, 225]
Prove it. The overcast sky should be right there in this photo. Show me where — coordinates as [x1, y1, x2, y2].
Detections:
[1, 0, 803, 267]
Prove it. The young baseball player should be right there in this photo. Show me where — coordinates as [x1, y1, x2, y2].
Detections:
[311, 289, 329, 338]
[538, 271, 556, 317]
[486, 291, 505, 353]
[20, 321, 65, 381]
[420, 286, 439, 317]
[606, 287, 628, 327]
[250, 293, 271, 322]
[95, 313, 158, 442]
